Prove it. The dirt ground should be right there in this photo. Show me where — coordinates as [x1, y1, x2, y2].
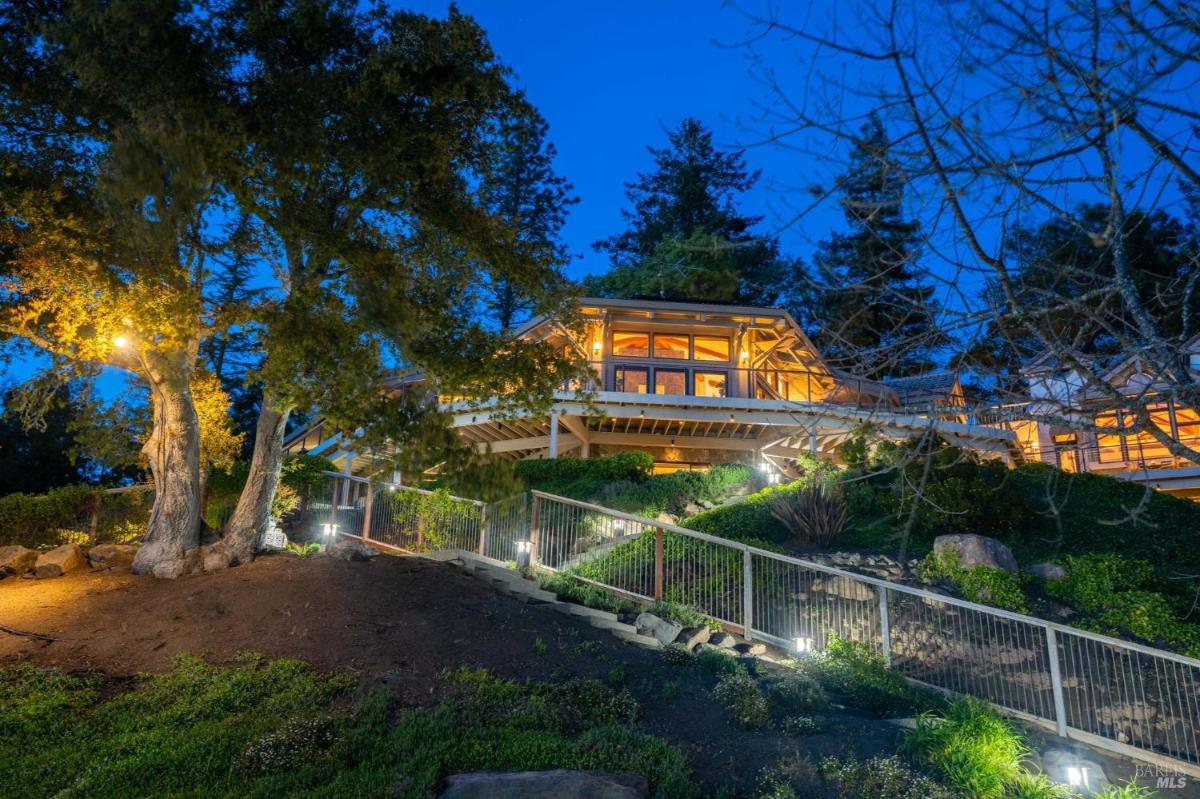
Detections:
[0, 552, 1188, 796]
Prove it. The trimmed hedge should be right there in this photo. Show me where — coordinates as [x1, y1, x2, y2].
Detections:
[0, 485, 150, 549]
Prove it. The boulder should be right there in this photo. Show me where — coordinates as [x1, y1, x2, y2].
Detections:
[682, 502, 704, 516]
[200, 540, 232, 573]
[654, 511, 678, 526]
[708, 632, 737, 649]
[932, 534, 1019, 574]
[1029, 561, 1067, 581]
[0, 545, 38, 576]
[635, 612, 683, 646]
[34, 543, 86, 578]
[328, 539, 380, 562]
[440, 770, 647, 798]
[735, 642, 767, 656]
[675, 626, 711, 650]
[87, 543, 139, 571]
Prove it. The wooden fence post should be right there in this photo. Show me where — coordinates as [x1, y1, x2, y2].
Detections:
[528, 494, 541, 566]
[477, 504, 488, 556]
[653, 527, 665, 600]
[361, 482, 374, 541]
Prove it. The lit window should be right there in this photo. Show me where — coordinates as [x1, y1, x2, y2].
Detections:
[1175, 405, 1200, 448]
[1190, 353, 1200, 372]
[653, 333, 689, 359]
[614, 367, 648, 393]
[693, 336, 730, 362]
[694, 371, 728, 398]
[654, 369, 687, 395]
[1095, 412, 1126, 463]
[612, 332, 649, 357]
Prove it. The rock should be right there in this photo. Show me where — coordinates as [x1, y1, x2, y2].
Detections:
[675, 626, 711, 650]
[200, 540, 232, 573]
[635, 612, 683, 646]
[0, 545, 38, 576]
[708, 632, 737, 649]
[654, 511, 678, 526]
[735, 642, 767, 656]
[813, 574, 875, 601]
[682, 502, 704, 516]
[1029, 561, 1067, 581]
[328, 539, 380, 561]
[698, 499, 715, 510]
[34, 544, 86, 578]
[87, 543, 139, 571]
[440, 770, 648, 798]
[932, 534, 1019, 574]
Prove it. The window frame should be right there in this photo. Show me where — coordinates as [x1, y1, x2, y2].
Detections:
[652, 333, 691, 360]
[692, 335, 732, 363]
[611, 331, 650, 358]
[652, 368, 688, 396]
[613, 366, 650, 394]
[693, 370, 729, 398]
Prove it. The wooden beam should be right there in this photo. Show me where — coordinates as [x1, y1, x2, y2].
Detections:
[589, 430, 763, 452]
[476, 433, 579, 454]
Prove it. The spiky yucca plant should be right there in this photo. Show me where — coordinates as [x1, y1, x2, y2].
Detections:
[770, 483, 848, 547]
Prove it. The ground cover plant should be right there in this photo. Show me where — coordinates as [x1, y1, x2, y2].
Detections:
[0, 654, 700, 799]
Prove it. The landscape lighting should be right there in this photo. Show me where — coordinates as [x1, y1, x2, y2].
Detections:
[794, 636, 814, 655]
[1065, 766, 1089, 789]
[515, 540, 532, 570]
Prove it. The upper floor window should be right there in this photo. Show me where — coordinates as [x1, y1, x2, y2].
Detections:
[694, 336, 731, 362]
[612, 332, 649, 358]
[614, 367, 648, 393]
[1189, 353, 1200, 372]
[653, 334, 689, 360]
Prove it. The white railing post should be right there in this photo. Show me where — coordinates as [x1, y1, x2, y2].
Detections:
[1046, 626, 1068, 737]
[878, 586, 892, 667]
[742, 548, 753, 641]
[477, 503, 489, 556]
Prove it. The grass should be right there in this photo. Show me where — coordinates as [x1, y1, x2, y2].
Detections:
[797, 636, 936, 716]
[0, 655, 701, 798]
[901, 697, 1027, 799]
[711, 671, 771, 730]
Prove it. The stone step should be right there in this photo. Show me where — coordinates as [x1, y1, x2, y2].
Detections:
[610, 628, 663, 649]
[551, 602, 620, 622]
[586, 615, 637, 635]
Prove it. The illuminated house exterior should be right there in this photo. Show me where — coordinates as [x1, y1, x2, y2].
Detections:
[1013, 343, 1200, 499]
[288, 298, 1016, 478]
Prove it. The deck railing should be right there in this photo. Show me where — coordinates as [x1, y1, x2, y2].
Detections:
[314, 471, 1200, 775]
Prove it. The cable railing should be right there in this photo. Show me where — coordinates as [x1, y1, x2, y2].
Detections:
[313, 471, 1200, 775]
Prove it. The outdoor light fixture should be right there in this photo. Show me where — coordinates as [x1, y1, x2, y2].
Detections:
[794, 636, 814, 655]
[321, 523, 339, 538]
[1065, 767, 1089, 789]
[515, 540, 533, 570]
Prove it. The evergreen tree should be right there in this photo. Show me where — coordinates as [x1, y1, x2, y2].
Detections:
[479, 112, 576, 333]
[588, 118, 792, 305]
[805, 115, 945, 378]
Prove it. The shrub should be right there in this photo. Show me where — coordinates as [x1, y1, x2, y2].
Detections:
[770, 482, 847, 547]
[919, 551, 1028, 612]
[694, 647, 744, 676]
[902, 697, 1027, 799]
[762, 669, 828, 714]
[538, 571, 639, 616]
[514, 451, 654, 486]
[712, 672, 770, 730]
[819, 755, 959, 799]
[754, 768, 799, 799]
[0, 484, 151, 549]
[1044, 553, 1156, 609]
[779, 715, 821, 736]
[661, 643, 694, 666]
[802, 637, 927, 716]
[648, 600, 711, 629]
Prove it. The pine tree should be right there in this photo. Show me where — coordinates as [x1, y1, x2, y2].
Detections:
[479, 112, 576, 333]
[588, 118, 792, 305]
[805, 115, 945, 379]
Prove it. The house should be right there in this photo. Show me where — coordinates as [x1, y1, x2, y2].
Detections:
[286, 297, 1016, 478]
[1010, 344, 1200, 499]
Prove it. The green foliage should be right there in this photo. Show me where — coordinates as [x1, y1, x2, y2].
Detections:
[284, 541, 321, 558]
[801, 637, 928, 716]
[712, 671, 771, 730]
[0, 484, 151, 549]
[779, 715, 822, 736]
[762, 669, 829, 714]
[662, 643, 695, 666]
[514, 452, 654, 487]
[648, 601, 713, 630]
[819, 755, 960, 799]
[206, 454, 337, 530]
[1094, 783, 1157, 799]
[537, 571, 640, 616]
[901, 697, 1026, 799]
[1047, 554, 1200, 655]
[769, 482, 848, 547]
[388, 488, 479, 551]
[694, 647, 745, 676]
[754, 767, 800, 799]
[919, 552, 1028, 612]
[0, 657, 700, 799]
[687, 458, 839, 544]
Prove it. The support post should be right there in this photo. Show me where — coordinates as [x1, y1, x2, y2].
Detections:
[878, 587, 891, 667]
[742, 548, 753, 641]
[653, 527, 664, 600]
[548, 411, 559, 459]
[361, 482, 374, 541]
[339, 452, 354, 507]
[1046, 626, 1068, 737]
[528, 493, 541, 566]
[477, 504, 488, 556]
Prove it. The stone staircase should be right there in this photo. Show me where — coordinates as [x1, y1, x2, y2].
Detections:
[450, 556, 662, 650]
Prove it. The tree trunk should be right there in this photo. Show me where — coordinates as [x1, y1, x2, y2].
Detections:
[224, 392, 292, 563]
[132, 351, 204, 578]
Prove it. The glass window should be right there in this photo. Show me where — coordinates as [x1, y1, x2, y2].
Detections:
[614, 367, 648, 393]
[1095, 412, 1125, 463]
[694, 371, 728, 398]
[1121, 403, 1173, 461]
[1190, 354, 1200, 372]
[1175, 405, 1200, 449]
[612, 332, 649, 357]
[653, 333, 689, 359]
[693, 336, 731, 362]
[654, 369, 687, 395]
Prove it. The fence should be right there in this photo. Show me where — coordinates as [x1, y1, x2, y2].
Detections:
[316, 472, 1200, 775]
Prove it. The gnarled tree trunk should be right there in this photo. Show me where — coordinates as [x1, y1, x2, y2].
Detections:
[224, 392, 292, 563]
[132, 351, 204, 578]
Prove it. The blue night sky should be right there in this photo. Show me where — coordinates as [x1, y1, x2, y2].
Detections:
[404, 0, 838, 282]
